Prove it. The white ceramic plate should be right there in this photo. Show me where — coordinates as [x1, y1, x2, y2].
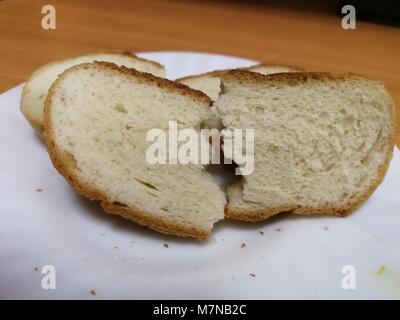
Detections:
[0, 51, 399, 300]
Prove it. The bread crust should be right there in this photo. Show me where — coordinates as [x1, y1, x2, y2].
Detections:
[95, 62, 212, 105]
[224, 72, 396, 221]
[120, 51, 165, 70]
[43, 62, 213, 239]
[20, 52, 165, 134]
[220, 70, 367, 85]
[176, 63, 303, 83]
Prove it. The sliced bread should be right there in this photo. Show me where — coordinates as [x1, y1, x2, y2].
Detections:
[44, 62, 225, 239]
[177, 63, 301, 101]
[21, 52, 165, 134]
[215, 71, 395, 221]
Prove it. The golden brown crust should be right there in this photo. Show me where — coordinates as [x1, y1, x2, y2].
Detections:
[20, 52, 166, 133]
[245, 63, 304, 73]
[101, 202, 209, 239]
[120, 51, 165, 70]
[224, 72, 396, 221]
[43, 62, 212, 240]
[175, 63, 302, 83]
[176, 69, 225, 83]
[220, 70, 367, 85]
[94, 61, 212, 106]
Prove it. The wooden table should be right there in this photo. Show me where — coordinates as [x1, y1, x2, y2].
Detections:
[1, 0, 399, 145]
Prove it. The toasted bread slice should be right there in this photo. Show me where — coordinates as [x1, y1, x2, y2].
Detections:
[215, 71, 395, 221]
[44, 62, 225, 239]
[21, 52, 165, 134]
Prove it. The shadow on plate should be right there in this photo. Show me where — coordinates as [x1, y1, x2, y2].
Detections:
[71, 189, 305, 246]
[68, 174, 365, 246]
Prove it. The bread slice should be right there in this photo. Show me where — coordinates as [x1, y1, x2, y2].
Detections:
[21, 52, 165, 134]
[177, 63, 301, 101]
[215, 71, 395, 221]
[44, 62, 225, 239]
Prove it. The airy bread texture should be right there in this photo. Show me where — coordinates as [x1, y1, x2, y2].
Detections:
[215, 71, 395, 221]
[21, 53, 165, 134]
[177, 64, 301, 131]
[44, 62, 225, 239]
[177, 64, 301, 101]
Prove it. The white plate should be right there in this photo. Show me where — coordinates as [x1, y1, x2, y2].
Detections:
[0, 51, 400, 300]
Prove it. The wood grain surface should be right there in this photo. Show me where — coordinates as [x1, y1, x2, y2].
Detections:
[1, 0, 399, 145]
